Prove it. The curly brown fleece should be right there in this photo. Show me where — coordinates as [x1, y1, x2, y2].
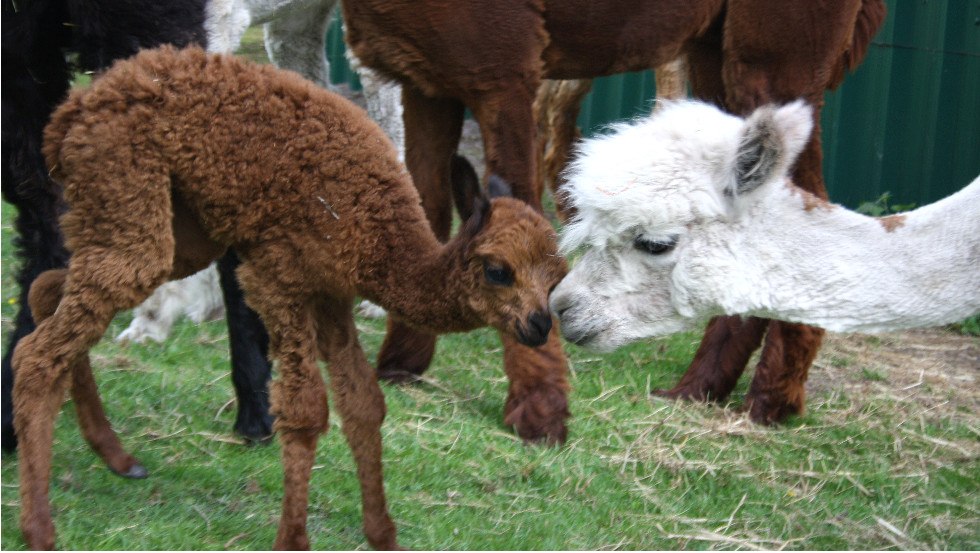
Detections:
[14, 45, 566, 550]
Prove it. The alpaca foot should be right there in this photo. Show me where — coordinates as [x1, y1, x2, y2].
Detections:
[376, 369, 423, 385]
[650, 385, 711, 402]
[234, 403, 275, 444]
[109, 461, 149, 479]
[22, 514, 56, 550]
[274, 533, 310, 551]
[745, 391, 804, 425]
[503, 385, 569, 445]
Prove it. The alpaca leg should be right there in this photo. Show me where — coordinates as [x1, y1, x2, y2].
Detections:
[500, 328, 570, 445]
[233, 257, 327, 550]
[262, 0, 334, 89]
[471, 85, 542, 209]
[217, 250, 274, 443]
[746, 321, 823, 424]
[0, 189, 68, 453]
[718, 2, 852, 423]
[533, 79, 592, 221]
[652, 316, 768, 402]
[652, 57, 689, 111]
[316, 299, 399, 549]
[656, 31, 773, 406]
[474, 88, 573, 443]
[376, 86, 464, 381]
[16, 245, 169, 548]
[1, 38, 74, 452]
[27, 270, 147, 478]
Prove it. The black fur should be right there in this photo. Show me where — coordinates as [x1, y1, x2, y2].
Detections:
[1, 0, 273, 452]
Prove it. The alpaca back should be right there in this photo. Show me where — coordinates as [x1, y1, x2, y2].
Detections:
[44, 46, 442, 292]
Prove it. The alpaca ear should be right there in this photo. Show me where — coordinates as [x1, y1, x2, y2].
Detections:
[729, 100, 813, 197]
[451, 154, 480, 221]
[487, 174, 513, 199]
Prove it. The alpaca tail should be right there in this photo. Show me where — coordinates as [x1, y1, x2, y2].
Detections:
[41, 90, 85, 183]
[828, 0, 887, 89]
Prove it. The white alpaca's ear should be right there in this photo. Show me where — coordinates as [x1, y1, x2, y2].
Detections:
[729, 100, 813, 197]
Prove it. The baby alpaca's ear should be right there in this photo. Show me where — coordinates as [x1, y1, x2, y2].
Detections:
[729, 100, 813, 197]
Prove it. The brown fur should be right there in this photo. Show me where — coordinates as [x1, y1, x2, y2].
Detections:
[14, 46, 566, 550]
[879, 214, 907, 232]
[340, 0, 886, 428]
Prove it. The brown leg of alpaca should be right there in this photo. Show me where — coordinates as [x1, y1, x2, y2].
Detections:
[234, 259, 327, 550]
[15, 260, 161, 549]
[471, 85, 542, 209]
[533, 79, 592, 221]
[720, 1, 856, 423]
[270, 346, 327, 551]
[377, 86, 465, 381]
[653, 57, 689, 110]
[26, 269, 146, 479]
[653, 316, 769, 402]
[500, 325, 571, 445]
[316, 299, 399, 550]
[70, 356, 147, 478]
[661, 34, 770, 405]
[746, 321, 824, 424]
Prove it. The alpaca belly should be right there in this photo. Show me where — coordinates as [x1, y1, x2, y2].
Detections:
[170, 189, 226, 279]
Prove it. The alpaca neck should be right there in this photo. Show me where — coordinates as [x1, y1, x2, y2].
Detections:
[716, 177, 980, 332]
[357, 229, 481, 335]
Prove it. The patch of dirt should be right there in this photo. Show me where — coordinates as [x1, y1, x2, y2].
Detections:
[811, 328, 979, 415]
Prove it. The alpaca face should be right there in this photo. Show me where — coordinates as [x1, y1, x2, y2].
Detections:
[551, 100, 813, 351]
[467, 198, 567, 347]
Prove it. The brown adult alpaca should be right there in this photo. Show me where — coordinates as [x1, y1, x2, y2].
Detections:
[341, 0, 886, 426]
[14, 46, 566, 550]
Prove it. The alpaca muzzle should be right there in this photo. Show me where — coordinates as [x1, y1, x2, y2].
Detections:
[517, 310, 553, 347]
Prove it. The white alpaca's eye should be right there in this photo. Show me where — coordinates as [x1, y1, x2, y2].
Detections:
[633, 235, 677, 255]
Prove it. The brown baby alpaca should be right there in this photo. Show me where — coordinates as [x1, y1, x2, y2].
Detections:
[13, 45, 566, 550]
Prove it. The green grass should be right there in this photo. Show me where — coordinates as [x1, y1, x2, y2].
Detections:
[2, 28, 978, 550]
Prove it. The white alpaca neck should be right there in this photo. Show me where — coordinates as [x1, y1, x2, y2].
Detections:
[707, 177, 980, 332]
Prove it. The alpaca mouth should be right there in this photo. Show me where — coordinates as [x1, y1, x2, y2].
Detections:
[558, 324, 596, 348]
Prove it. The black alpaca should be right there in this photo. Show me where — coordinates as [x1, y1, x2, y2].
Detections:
[1, 0, 273, 451]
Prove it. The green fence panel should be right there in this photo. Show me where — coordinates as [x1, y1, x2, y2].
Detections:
[326, 0, 979, 208]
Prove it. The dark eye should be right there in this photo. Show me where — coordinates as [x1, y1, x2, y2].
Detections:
[483, 262, 514, 286]
[633, 235, 678, 255]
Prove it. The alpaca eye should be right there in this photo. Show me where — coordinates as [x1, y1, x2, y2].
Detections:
[634, 235, 678, 255]
[483, 262, 514, 286]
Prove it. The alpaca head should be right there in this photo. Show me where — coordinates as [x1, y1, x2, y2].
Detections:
[451, 161, 567, 347]
[550, 100, 813, 351]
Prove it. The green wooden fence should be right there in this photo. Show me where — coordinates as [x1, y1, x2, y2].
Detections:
[325, 0, 979, 208]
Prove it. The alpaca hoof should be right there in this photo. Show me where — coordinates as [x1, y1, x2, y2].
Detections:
[111, 462, 149, 479]
[23, 517, 57, 550]
[377, 370, 423, 385]
[650, 386, 709, 403]
[746, 393, 803, 426]
[234, 405, 275, 445]
[504, 386, 570, 445]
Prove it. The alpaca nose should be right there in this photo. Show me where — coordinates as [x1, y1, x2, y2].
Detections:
[518, 310, 553, 347]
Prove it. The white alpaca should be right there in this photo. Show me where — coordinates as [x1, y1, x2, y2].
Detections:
[119, 0, 401, 343]
[550, 100, 980, 352]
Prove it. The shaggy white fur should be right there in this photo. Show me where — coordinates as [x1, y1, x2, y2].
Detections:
[116, 269, 225, 344]
[551, 100, 980, 351]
